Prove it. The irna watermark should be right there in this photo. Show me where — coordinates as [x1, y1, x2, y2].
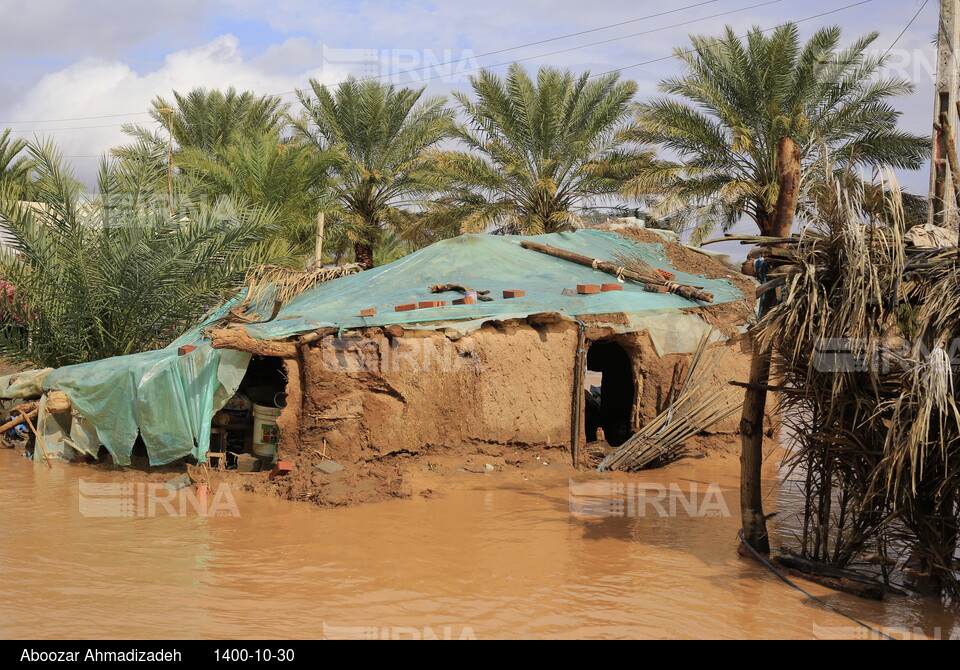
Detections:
[78, 479, 240, 518]
[568, 478, 730, 519]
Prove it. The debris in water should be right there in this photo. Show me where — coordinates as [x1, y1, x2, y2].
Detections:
[164, 473, 192, 491]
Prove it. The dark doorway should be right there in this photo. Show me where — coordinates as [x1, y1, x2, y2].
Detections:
[239, 355, 287, 407]
[584, 341, 635, 447]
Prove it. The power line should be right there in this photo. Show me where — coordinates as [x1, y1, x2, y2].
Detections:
[589, 0, 875, 78]
[0, 1, 717, 127]
[5, 0, 876, 137]
[6, 122, 138, 133]
[276, 0, 722, 93]
[409, 0, 785, 85]
[880, 0, 930, 62]
[0, 111, 149, 125]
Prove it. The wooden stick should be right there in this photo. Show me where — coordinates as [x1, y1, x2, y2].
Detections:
[701, 234, 797, 246]
[0, 408, 38, 433]
[519, 240, 714, 303]
[22, 410, 52, 469]
[315, 211, 325, 266]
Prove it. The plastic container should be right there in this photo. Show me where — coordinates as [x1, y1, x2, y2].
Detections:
[252, 403, 282, 457]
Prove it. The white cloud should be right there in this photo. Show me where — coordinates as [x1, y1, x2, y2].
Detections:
[3, 35, 358, 185]
[0, 0, 212, 61]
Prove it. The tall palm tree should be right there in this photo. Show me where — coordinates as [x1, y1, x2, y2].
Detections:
[112, 88, 290, 205]
[0, 129, 32, 198]
[624, 24, 928, 243]
[433, 64, 650, 235]
[111, 88, 312, 254]
[292, 77, 455, 269]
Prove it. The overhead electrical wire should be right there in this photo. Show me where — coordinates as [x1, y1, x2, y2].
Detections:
[589, 0, 874, 78]
[5, 0, 878, 138]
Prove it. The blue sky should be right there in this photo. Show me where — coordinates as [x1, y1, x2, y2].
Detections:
[0, 0, 940, 253]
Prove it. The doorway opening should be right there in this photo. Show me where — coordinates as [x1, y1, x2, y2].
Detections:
[584, 341, 635, 447]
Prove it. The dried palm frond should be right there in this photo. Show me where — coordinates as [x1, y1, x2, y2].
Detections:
[244, 263, 361, 306]
[225, 263, 361, 325]
[754, 163, 960, 599]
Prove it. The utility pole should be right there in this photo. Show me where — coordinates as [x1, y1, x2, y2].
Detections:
[928, 0, 960, 228]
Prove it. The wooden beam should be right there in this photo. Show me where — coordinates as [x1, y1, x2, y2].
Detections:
[207, 327, 299, 358]
[928, 0, 960, 227]
[571, 326, 587, 468]
[519, 240, 714, 303]
[0, 408, 38, 434]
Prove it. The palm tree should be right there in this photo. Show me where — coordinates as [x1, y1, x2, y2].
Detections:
[112, 88, 290, 206]
[111, 88, 316, 256]
[624, 24, 929, 243]
[177, 130, 331, 256]
[433, 64, 650, 235]
[292, 77, 455, 269]
[0, 129, 32, 198]
[0, 141, 294, 367]
[121, 87, 288, 156]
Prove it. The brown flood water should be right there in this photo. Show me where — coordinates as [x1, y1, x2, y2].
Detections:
[1, 450, 957, 640]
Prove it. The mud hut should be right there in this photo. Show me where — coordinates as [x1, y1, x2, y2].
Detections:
[2, 228, 756, 497]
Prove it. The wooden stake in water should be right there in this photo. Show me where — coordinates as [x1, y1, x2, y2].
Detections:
[23, 411, 53, 470]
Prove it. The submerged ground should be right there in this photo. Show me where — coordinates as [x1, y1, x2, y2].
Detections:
[1, 448, 956, 639]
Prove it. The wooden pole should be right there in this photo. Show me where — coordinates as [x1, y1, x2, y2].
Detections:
[0, 408, 38, 434]
[167, 122, 173, 210]
[571, 324, 586, 468]
[938, 111, 960, 209]
[928, 0, 960, 228]
[519, 240, 714, 302]
[314, 211, 325, 267]
[23, 411, 53, 470]
[157, 107, 175, 215]
[739, 137, 801, 555]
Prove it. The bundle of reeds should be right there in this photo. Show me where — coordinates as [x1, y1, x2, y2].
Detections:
[610, 250, 715, 302]
[598, 335, 743, 472]
[243, 263, 362, 307]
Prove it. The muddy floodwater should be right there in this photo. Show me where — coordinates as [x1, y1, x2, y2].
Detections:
[1, 450, 957, 639]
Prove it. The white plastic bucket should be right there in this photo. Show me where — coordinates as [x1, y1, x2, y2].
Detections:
[252, 403, 282, 457]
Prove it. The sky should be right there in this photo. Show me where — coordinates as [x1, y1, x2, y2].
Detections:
[0, 0, 941, 256]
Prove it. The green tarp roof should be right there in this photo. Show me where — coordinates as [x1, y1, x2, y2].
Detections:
[218, 229, 743, 340]
[31, 229, 743, 466]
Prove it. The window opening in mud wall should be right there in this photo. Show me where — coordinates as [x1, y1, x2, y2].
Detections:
[584, 341, 635, 447]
